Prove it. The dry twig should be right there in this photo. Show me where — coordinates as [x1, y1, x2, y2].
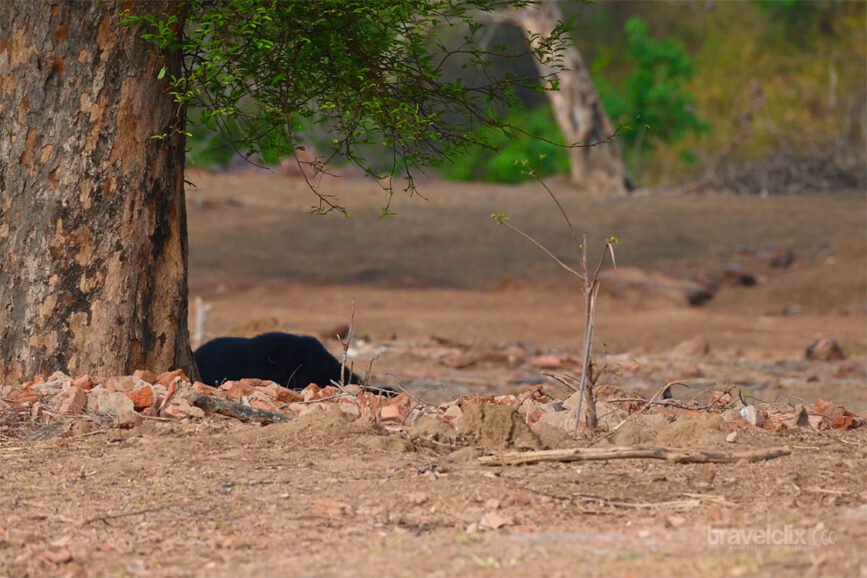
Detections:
[479, 445, 792, 466]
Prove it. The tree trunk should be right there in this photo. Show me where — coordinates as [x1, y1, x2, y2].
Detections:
[0, 1, 196, 382]
[510, 1, 626, 193]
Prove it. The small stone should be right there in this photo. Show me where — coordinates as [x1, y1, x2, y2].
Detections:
[665, 515, 686, 528]
[739, 405, 765, 427]
[97, 391, 135, 416]
[380, 392, 411, 422]
[71, 375, 94, 390]
[725, 431, 738, 443]
[156, 368, 189, 387]
[4, 389, 39, 407]
[46, 371, 72, 387]
[443, 404, 463, 420]
[248, 397, 281, 414]
[161, 398, 205, 420]
[528, 354, 563, 369]
[789, 405, 811, 428]
[671, 335, 710, 357]
[805, 338, 846, 361]
[85, 385, 106, 412]
[55, 386, 87, 415]
[380, 404, 405, 422]
[271, 386, 303, 404]
[40, 547, 73, 564]
[313, 501, 352, 517]
[301, 383, 322, 402]
[219, 380, 257, 401]
[193, 381, 219, 395]
[32, 381, 63, 395]
[97, 392, 140, 428]
[406, 492, 429, 505]
[133, 369, 158, 384]
[479, 512, 510, 530]
[103, 376, 137, 392]
[124, 385, 154, 411]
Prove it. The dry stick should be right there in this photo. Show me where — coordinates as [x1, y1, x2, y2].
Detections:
[574, 238, 614, 436]
[541, 371, 579, 393]
[81, 505, 175, 527]
[339, 299, 355, 390]
[479, 446, 792, 466]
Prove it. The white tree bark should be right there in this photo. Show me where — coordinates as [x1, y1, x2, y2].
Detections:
[509, 1, 626, 193]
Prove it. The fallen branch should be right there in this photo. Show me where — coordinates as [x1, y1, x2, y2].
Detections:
[192, 395, 288, 424]
[81, 505, 175, 527]
[479, 446, 792, 466]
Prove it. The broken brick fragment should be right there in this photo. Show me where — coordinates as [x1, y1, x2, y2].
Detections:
[71, 375, 94, 390]
[124, 385, 154, 411]
[156, 368, 189, 387]
[133, 369, 158, 384]
[55, 386, 87, 415]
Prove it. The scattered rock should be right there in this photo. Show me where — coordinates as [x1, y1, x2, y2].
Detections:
[789, 405, 811, 428]
[380, 392, 411, 422]
[406, 492, 429, 505]
[528, 355, 564, 369]
[764, 245, 796, 269]
[313, 501, 352, 517]
[739, 405, 765, 427]
[722, 263, 758, 287]
[96, 392, 141, 428]
[161, 398, 205, 420]
[124, 385, 154, 411]
[193, 381, 220, 396]
[103, 375, 138, 392]
[133, 369, 158, 384]
[602, 266, 714, 307]
[478, 511, 511, 530]
[725, 431, 738, 443]
[45, 371, 72, 388]
[813, 399, 859, 430]
[665, 514, 687, 528]
[301, 383, 322, 402]
[805, 337, 846, 361]
[442, 404, 463, 421]
[156, 369, 189, 387]
[671, 335, 711, 358]
[71, 375, 94, 390]
[54, 386, 87, 415]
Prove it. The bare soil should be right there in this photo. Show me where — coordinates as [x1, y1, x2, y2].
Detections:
[2, 171, 865, 577]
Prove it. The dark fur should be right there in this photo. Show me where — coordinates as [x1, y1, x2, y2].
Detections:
[195, 332, 359, 389]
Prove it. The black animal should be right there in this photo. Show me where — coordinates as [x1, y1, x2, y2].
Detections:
[195, 332, 360, 389]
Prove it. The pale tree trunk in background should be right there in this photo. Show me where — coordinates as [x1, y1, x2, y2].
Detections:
[0, 1, 197, 382]
[510, 1, 626, 193]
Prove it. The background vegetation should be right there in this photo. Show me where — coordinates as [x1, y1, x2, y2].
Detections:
[188, 0, 865, 190]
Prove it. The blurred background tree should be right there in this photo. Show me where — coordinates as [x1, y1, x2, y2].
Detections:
[191, 0, 865, 193]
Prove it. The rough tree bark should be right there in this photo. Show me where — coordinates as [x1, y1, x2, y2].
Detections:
[509, 1, 626, 193]
[0, 2, 196, 382]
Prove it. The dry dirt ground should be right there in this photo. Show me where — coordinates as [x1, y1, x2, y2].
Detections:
[2, 171, 866, 578]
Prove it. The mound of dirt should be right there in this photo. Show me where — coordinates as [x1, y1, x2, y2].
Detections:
[614, 414, 728, 447]
[455, 404, 540, 450]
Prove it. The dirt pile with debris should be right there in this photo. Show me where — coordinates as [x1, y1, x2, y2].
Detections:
[3, 368, 862, 450]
